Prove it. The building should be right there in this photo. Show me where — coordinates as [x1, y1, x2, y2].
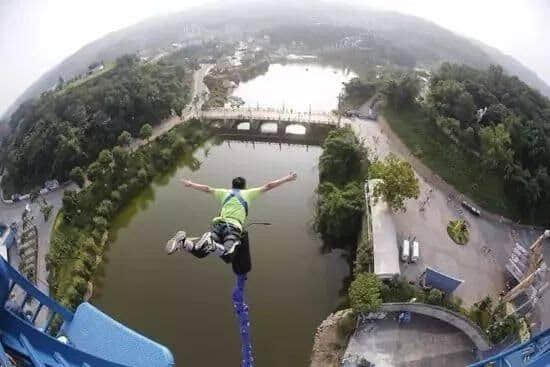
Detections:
[366, 179, 400, 279]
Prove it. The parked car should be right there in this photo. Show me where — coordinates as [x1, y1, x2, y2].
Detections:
[461, 201, 481, 216]
[411, 240, 420, 263]
[401, 239, 410, 262]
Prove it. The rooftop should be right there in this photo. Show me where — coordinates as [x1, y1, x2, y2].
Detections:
[367, 180, 400, 279]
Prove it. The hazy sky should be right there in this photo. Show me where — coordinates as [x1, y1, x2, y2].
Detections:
[1, 0, 549, 117]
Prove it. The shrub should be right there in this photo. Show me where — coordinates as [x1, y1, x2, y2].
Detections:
[349, 273, 382, 313]
[447, 219, 469, 245]
[380, 276, 417, 302]
[92, 216, 108, 232]
[426, 289, 444, 306]
[72, 260, 92, 277]
[336, 312, 357, 338]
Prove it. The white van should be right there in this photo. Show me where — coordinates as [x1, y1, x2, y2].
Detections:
[411, 240, 420, 263]
[401, 239, 410, 262]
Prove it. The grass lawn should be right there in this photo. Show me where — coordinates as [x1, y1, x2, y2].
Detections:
[57, 62, 116, 95]
[383, 106, 519, 219]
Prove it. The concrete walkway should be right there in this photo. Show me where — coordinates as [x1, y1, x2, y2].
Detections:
[380, 303, 491, 351]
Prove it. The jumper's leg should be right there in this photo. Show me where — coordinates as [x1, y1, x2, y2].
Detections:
[165, 230, 225, 258]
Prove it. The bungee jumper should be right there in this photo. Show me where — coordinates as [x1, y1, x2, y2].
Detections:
[164, 172, 297, 262]
[164, 172, 297, 367]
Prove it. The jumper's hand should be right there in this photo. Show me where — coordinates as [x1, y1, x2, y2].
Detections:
[289, 172, 298, 181]
[181, 178, 192, 187]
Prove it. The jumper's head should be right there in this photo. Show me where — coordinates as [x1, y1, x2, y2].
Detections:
[232, 177, 246, 189]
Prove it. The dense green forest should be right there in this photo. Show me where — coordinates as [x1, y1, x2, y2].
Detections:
[48, 119, 212, 309]
[1, 55, 190, 194]
[383, 63, 550, 223]
[428, 63, 550, 222]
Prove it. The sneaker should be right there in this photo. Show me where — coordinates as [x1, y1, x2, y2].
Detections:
[193, 232, 215, 254]
[165, 231, 187, 255]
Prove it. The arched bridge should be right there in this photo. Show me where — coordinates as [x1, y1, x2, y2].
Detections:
[199, 107, 343, 145]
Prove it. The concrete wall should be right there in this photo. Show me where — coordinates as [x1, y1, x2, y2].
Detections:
[380, 303, 492, 351]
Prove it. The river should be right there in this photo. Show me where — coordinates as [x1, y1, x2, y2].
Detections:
[92, 63, 352, 366]
[232, 63, 356, 112]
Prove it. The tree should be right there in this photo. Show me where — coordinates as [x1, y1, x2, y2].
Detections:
[86, 162, 102, 182]
[140, 124, 153, 141]
[343, 78, 376, 107]
[480, 123, 514, 170]
[429, 79, 476, 122]
[315, 182, 364, 241]
[118, 130, 132, 146]
[481, 103, 510, 125]
[97, 149, 114, 169]
[40, 201, 54, 221]
[96, 199, 114, 218]
[319, 127, 367, 185]
[435, 116, 461, 139]
[382, 73, 420, 107]
[62, 190, 80, 223]
[369, 154, 420, 212]
[69, 166, 85, 188]
[110, 190, 121, 202]
[349, 273, 382, 314]
[92, 216, 108, 232]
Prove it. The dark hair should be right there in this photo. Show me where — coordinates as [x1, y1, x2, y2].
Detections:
[232, 177, 246, 189]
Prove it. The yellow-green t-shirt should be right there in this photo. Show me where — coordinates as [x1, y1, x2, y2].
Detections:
[211, 188, 263, 229]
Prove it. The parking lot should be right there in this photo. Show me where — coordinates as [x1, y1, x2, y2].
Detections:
[393, 173, 523, 305]
[350, 115, 541, 307]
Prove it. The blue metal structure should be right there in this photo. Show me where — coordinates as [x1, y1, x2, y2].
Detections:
[469, 328, 550, 367]
[0, 256, 174, 367]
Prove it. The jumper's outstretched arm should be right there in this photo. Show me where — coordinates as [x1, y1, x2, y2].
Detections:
[180, 178, 213, 193]
[261, 172, 298, 193]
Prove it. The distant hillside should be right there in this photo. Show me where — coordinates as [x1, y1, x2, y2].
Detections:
[471, 39, 550, 97]
[4, 0, 549, 119]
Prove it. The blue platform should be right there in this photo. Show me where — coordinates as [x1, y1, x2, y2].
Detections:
[468, 328, 550, 367]
[0, 256, 174, 367]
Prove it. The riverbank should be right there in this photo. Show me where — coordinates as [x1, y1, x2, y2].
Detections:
[310, 310, 355, 367]
[202, 58, 270, 109]
[48, 120, 213, 309]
